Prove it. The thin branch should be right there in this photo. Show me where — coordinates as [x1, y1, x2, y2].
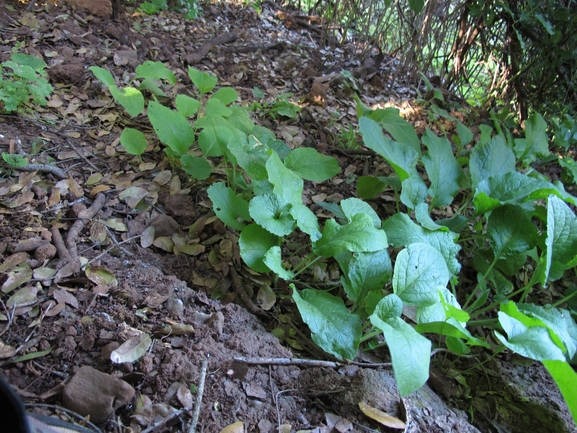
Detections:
[232, 356, 393, 369]
[4, 163, 67, 179]
[189, 358, 209, 433]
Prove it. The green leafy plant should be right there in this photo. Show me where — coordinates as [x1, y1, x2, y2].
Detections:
[334, 123, 360, 150]
[0, 53, 53, 113]
[250, 88, 301, 120]
[89, 60, 577, 423]
[209, 97, 577, 423]
[137, 0, 168, 14]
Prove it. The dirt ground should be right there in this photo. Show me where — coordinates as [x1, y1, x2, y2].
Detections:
[0, 1, 575, 432]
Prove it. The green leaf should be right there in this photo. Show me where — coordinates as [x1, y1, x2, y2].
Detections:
[373, 294, 403, 319]
[293, 288, 362, 360]
[188, 67, 217, 94]
[227, 105, 256, 134]
[263, 246, 295, 280]
[284, 148, 341, 182]
[370, 307, 431, 395]
[416, 287, 466, 324]
[367, 108, 421, 154]
[2, 153, 27, 167]
[110, 85, 144, 117]
[266, 151, 303, 206]
[120, 127, 147, 156]
[476, 171, 577, 210]
[337, 249, 392, 305]
[228, 134, 269, 181]
[356, 175, 389, 199]
[207, 182, 250, 231]
[408, 0, 425, 12]
[135, 60, 176, 85]
[400, 174, 428, 210]
[11, 53, 47, 72]
[543, 195, 577, 283]
[252, 87, 265, 98]
[175, 94, 200, 117]
[382, 213, 461, 275]
[517, 303, 577, 359]
[469, 137, 516, 189]
[456, 121, 473, 146]
[487, 204, 539, 258]
[340, 197, 380, 228]
[239, 224, 280, 272]
[473, 249, 514, 296]
[4, 62, 38, 81]
[495, 312, 565, 361]
[89, 65, 115, 87]
[139, 78, 166, 97]
[416, 320, 486, 346]
[11, 348, 52, 363]
[148, 101, 194, 156]
[249, 194, 295, 236]
[422, 129, 464, 207]
[359, 116, 418, 181]
[205, 97, 232, 117]
[211, 87, 238, 105]
[180, 154, 211, 180]
[313, 213, 388, 258]
[542, 360, 577, 423]
[393, 243, 450, 307]
[289, 203, 321, 242]
[514, 113, 549, 162]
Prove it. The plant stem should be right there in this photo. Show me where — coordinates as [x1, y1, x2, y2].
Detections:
[292, 254, 321, 279]
[463, 254, 500, 311]
[360, 329, 381, 343]
[550, 289, 577, 309]
[468, 318, 500, 327]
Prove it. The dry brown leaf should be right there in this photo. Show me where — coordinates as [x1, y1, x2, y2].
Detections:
[90, 184, 111, 197]
[0, 252, 29, 273]
[53, 287, 79, 309]
[219, 421, 244, 433]
[140, 226, 155, 248]
[358, 401, 406, 429]
[48, 188, 60, 206]
[256, 285, 276, 310]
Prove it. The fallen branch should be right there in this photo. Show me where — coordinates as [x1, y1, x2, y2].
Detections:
[66, 193, 106, 259]
[184, 32, 239, 65]
[189, 358, 208, 433]
[234, 349, 447, 370]
[5, 163, 67, 180]
[52, 193, 106, 282]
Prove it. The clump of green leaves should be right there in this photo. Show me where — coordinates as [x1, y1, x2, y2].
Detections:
[137, 0, 200, 19]
[137, 0, 167, 14]
[89, 60, 577, 423]
[0, 53, 53, 113]
[250, 88, 301, 120]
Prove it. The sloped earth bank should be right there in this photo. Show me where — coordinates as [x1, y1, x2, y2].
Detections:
[0, 2, 575, 432]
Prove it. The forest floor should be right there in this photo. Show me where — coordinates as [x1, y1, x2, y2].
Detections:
[0, 1, 575, 432]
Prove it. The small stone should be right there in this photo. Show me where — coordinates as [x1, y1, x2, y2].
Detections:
[207, 311, 224, 336]
[34, 244, 57, 261]
[62, 366, 135, 424]
[166, 298, 184, 318]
